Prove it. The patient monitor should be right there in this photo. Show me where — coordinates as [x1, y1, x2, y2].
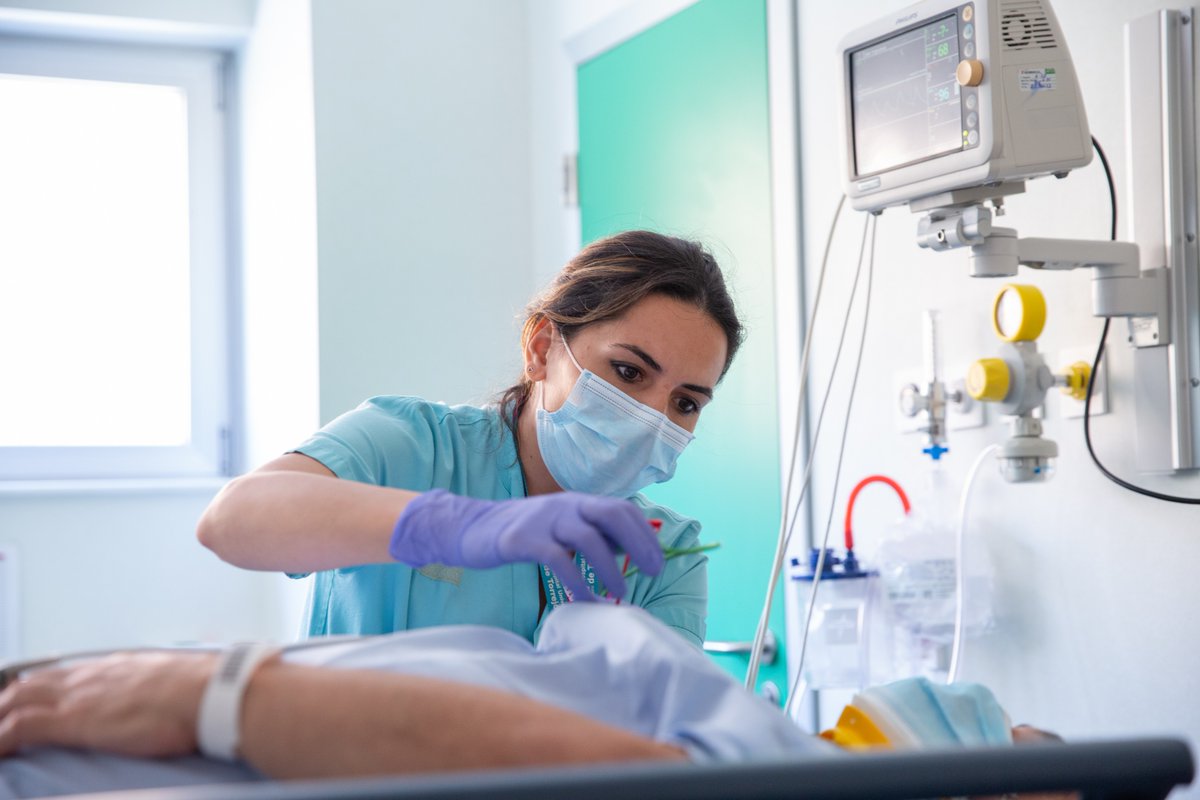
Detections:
[841, 0, 1091, 212]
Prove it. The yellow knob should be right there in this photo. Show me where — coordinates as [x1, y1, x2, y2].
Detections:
[1060, 361, 1092, 401]
[821, 705, 892, 750]
[967, 358, 1011, 402]
[956, 59, 985, 87]
[992, 283, 1047, 342]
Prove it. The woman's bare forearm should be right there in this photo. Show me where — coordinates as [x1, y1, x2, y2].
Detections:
[197, 468, 418, 572]
[239, 661, 687, 779]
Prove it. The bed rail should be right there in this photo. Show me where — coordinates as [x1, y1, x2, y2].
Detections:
[70, 736, 1194, 800]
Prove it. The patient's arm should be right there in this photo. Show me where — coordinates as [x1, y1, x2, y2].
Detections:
[241, 660, 686, 778]
[0, 652, 686, 778]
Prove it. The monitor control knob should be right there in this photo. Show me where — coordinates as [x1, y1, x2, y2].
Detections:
[956, 59, 985, 86]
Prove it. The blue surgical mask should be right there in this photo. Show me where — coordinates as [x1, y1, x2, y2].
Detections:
[535, 333, 695, 498]
[852, 677, 1014, 747]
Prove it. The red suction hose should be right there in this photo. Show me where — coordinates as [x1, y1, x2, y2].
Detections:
[844, 475, 911, 551]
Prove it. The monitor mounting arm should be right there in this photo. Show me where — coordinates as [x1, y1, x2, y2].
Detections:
[913, 192, 1169, 342]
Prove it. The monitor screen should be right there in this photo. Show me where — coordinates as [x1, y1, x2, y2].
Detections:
[850, 12, 965, 177]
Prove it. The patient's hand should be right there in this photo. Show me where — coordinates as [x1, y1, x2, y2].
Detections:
[1012, 724, 1065, 745]
[0, 652, 218, 758]
[974, 725, 1078, 800]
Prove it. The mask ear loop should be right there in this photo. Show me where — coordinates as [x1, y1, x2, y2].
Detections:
[537, 326, 585, 414]
[535, 326, 585, 416]
[557, 326, 586, 375]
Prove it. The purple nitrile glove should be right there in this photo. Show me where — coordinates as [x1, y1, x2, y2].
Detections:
[389, 489, 664, 601]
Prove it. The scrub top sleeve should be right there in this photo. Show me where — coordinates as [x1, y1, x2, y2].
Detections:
[284, 398, 444, 581]
[290, 398, 441, 488]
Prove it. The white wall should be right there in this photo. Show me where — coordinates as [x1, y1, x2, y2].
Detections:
[236, 0, 540, 628]
[0, 0, 306, 659]
[0, 0, 254, 44]
[0, 486, 283, 655]
[526, 0, 701, 285]
[0, 0, 253, 26]
[308, 0, 533, 421]
[239, 0, 319, 474]
[237, 0, 322, 632]
[527, 0, 637, 284]
[795, 0, 1200, 781]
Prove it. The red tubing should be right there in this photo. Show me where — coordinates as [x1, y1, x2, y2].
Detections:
[844, 475, 911, 551]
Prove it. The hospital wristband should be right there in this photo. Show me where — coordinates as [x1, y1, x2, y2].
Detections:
[196, 642, 278, 760]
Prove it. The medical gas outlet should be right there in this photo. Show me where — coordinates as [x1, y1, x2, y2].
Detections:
[965, 285, 1092, 483]
[898, 310, 976, 460]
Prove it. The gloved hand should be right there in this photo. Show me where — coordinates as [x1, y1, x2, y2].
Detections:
[389, 489, 665, 601]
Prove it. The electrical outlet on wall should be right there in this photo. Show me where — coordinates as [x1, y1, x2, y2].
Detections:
[1056, 347, 1107, 419]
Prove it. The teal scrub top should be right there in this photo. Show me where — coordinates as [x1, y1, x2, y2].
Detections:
[290, 396, 709, 646]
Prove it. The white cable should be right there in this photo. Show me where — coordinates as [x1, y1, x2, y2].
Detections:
[745, 199, 864, 689]
[784, 213, 877, 718]
[743, 194, 845, 689]
[778, 212, 873, 558]
[946, 443, 999, 684]
[748, 208, 871, 693]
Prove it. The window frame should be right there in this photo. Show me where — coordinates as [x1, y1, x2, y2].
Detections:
[0, 35, 233, 480]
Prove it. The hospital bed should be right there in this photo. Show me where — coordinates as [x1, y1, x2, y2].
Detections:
[68, 736, 1195, 800]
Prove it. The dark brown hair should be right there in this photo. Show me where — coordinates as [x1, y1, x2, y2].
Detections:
[499, 230, 744, 429]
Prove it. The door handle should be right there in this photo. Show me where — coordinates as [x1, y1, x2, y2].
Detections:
[703, 629, 777, 665]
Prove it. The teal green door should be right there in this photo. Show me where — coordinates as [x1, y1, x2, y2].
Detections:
[577, 0, 787, 699]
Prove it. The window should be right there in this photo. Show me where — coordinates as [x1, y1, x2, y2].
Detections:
[0, 36, 232, 480]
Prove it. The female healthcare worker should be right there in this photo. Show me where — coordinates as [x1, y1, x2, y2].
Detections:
[197, 230, 743, 647]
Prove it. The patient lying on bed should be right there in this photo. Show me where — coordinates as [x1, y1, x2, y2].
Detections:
[0, 603, 1036, 798]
